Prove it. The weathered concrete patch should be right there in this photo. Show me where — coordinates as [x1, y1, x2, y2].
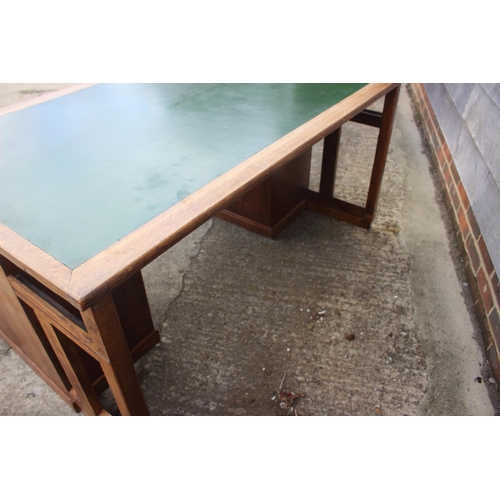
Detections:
[135, 91, 427, 416]
[139, 214, 427, 416]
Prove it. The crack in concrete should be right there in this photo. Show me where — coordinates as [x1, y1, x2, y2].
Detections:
[158, 220, 214, 331]
[141, 220, 214, 331]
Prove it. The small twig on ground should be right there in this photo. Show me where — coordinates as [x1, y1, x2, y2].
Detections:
[274, 371, 306, 415]
[279, 371, 287, 392]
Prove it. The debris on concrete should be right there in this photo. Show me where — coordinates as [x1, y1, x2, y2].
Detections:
[274, 372, 306, 416]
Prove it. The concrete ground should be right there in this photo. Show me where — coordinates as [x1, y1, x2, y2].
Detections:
[0, 83, 499, 416]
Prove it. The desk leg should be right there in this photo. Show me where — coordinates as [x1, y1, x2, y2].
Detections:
[365, 85, 401, 222]
[82, 293, 149, 416]
[308, 84, 401, 229]
[319, 128, 342, 198]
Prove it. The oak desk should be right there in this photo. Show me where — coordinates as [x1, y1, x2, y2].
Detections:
[0, 83, 400, 415]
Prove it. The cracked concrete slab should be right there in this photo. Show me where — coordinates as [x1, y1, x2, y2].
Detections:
[0, 84, 498, 416]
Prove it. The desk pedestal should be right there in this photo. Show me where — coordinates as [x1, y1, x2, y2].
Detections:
[0, 259, 159, 415]
[218, 149, 312, 238]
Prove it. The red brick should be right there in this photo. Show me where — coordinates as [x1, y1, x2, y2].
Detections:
[423, 120, 433, 142]
[465, 234, 481, 273]
[478, 235, 495, 277]
[441, 158, 450, 176]
[443, 162, 452, 187]
[466, 206, 481, 240]
[450, 184, 461, 212]
[442, 142, 452, 164]
[437, 130, 446, 147]
[426, 111, 436, 132]
[422, 107, 431, 127]
[457, 205, 470, 239]
[437, 144, 445, 166]
[418, 84, 426, 99]
[457, 181, 470, 210]
[431, 130, 440, 151]
[422, 106, 431, 125]
[477, 268, 495, 314]
[439, 176, 447, 193]
[449, 159, 461, 185]
[420, 86, 431, 109]
[427, 102, 439, 131]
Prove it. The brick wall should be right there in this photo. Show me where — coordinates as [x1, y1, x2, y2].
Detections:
[409, 83, 500, 384]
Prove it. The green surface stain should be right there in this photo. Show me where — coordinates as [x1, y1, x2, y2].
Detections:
[146, 172, 168, 189]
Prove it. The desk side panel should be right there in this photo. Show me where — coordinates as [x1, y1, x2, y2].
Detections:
[0, 264, 72, 398]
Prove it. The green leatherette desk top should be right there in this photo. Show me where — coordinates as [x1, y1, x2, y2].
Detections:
[0, 84, 366, 269]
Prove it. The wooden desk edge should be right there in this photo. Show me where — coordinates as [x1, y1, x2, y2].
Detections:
[1, 83, 399, 310]
[0, 223, 75, 305]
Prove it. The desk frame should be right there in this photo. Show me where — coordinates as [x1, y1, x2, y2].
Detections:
[0, 84, 400, 415]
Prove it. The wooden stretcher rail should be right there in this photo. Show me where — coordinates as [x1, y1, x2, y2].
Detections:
[350, 109, 383, 128]
[307, 190, 371, 229]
